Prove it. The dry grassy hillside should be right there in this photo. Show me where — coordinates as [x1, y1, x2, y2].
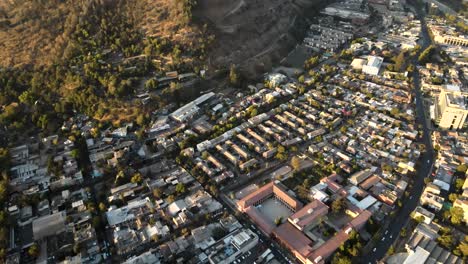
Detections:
[0, 0, 202, 67]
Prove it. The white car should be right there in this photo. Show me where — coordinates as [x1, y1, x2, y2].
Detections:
[382, 237, 386, 241]
[373, 248, 377, 252]
[385, 230, 388, 235]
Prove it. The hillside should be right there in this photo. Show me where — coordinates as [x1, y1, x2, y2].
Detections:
[195, 0, 327, 74]
[0, 0, 327, 73]
[0, 0, 203, 67]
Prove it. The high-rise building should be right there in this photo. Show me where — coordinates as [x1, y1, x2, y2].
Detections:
[433, 85, 468, 130]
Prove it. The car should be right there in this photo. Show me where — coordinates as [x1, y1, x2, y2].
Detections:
[409, 196, 413, 200]
[381, 237, 386, 241]
[373, 248, 377, 252]
[427, 159, 430, 164]
[390, 235, 393, 239]
[385, 230, 388, 235]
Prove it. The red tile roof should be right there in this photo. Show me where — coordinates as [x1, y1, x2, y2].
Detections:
[237, 182, 275, 211]
[359, 175, 381, 190]
[288, 200, 329, 230]
[245, 207, 276, 234]
[308, 229, 350, 263]
[237, 182, 303, 211]
[308, 210, 372, 264]
[273, 222, 315, 259]
[349, 210, 372, 230]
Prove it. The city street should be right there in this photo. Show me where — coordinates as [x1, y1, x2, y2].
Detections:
[361, 7, 435, 263]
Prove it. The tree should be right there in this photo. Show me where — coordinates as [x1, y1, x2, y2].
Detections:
[209, 185, 218, 196]
[98, 202, 107, 212]
[449, 206, 464, 225]
[145, 78, 158, 90]
[70, 149, 80, 159]
[0, 180, 8, 205]
[387, 245, 395, 255]
[394, 51, 406, 72]
[331, 254, 352, 264]
[291, 156, 301, 171]
[274, 217, 282, 226]
[455, 178, 465, 190]
[131, 173, 143, 184]
[298, 75, 305, 83]
[456, 164, 467, 174]
[175, 183, 186, 194]
[400, 227, 407, 237]
[275, 145, 288, 161]
[457, 238, 468, 257]
[115, 170, 126, 184]
[382, 163, 392, 172]
[153, 188, 162, 199]
[331, 198, 346, 212]
[167, 195, 175, 203]
[414, 216, 425, 223]
[19, 90, 34, 105]
[303, 178, 311, 189]
[449, 193, 460, 202]
[229, 64, 239, 86]
[418, 45, 435, 63]
[390, 108, 400, 116]
[212, 226, 227, 240]
[305, 56, 320, 69]
[437, 233, 454, 248]
[136, 114, 146, 126]
[28, 244, 40, 258]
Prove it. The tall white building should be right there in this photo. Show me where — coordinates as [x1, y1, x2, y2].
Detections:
[433, 85, 468, 130]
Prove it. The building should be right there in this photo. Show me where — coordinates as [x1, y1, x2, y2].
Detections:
[362, 56, 384, 76]
[170, 92, 215, 122]
[420, 190, 444, 212]
[430, 25, 468, 47]
[237, 181, 303, 234]
[273, 210, 371, 264]
[401, 227, 463, 264]
[412, 206, 435, 224]
[349, 170, 373, 185]
[32, 211, 66, 240]
[123, 251, 160, 264]
[351, 58, 366, 70]
[288, 200, 329, 231]
[106, 197, 154, 226]
[433, 85, 468, 130]
[208, 229, 259, 264]
[237, 181, 302, 212]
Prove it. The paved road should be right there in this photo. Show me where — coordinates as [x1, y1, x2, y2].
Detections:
[361, 7, 435, 264]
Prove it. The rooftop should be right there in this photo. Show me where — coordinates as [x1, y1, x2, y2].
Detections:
[288, 199, 329, 230]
